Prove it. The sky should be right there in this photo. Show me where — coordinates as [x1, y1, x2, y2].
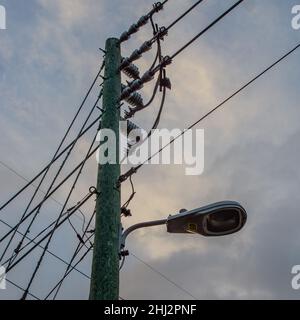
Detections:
[0, 0, 300, 300]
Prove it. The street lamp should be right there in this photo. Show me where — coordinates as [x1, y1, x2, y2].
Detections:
[120, 201, 247, 255]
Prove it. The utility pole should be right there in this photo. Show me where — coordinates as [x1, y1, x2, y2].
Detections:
[89, 38, 121, 300]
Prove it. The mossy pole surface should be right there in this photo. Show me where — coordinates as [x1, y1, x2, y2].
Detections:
[89, 38, 121, 300]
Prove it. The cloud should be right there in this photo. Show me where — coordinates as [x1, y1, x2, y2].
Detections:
[1, 0, 300, 300]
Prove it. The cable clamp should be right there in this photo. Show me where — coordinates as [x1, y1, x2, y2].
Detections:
[118, 167, 137, 185]
[120, 250, 129, 257]
[157, 26, 168, 41]
[152, 2, 164, 14]
[161, 55, 172, 68]
[121, 207, 132, 217]
[160, 68, 172, 90]
[89, 186, 100, 195]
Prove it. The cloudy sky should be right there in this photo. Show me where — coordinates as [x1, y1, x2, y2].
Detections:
[0, 0, 300, 300]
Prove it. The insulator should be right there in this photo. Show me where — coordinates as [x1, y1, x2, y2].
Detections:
[140, 70, 155, 84]
[139, 41, 152, 54]
[126, 92, 144, 108]
[129, 79, 143, 92]
[120, 87, 132, 100]
[127, 119, 141, 134]
[120, 57, 131, 70]
[122, 63, 140, 79]
[129, 49, 142, 62]
[128, 23, 139, 35]
[137, 15, 149, 27]
[120, 31, 130, 43]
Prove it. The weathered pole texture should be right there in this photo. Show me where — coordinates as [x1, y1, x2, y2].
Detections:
[90, 38, 121, 300]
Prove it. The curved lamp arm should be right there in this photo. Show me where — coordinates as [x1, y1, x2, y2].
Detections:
[120, 219, 167, 250]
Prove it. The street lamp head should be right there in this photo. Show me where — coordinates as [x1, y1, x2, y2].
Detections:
[166, 201, 247, 237]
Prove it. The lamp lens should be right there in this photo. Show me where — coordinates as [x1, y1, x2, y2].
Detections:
[206, 210, 240, 233]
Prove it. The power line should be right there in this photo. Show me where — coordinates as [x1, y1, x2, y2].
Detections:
[45, 239, 94, 300]
[0, 111, 103, 212]
[119, 0, 169, 43]
[0, 138, 101, 245]
[48, 208, 96, 299]
[14, 93, 103, 256]
[166, 0, 205, 33]
[133, 0, 206, 50]
[5, 278, 40, 300]
[131, 253, 198, 300]
[120, 42, 300, 182]
[0, 159, 86, 224]
[0, 60, 104, 214]
[169, 0, 245, 60]
[6, 190, 97, 273]
[121, 0, 245, 112]
[20, 129, 101, 299]
[0, 217, 91, 280]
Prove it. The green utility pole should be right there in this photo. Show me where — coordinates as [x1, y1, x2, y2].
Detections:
[89, 38, 121, 300]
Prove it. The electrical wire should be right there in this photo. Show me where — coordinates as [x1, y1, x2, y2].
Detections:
[131, 253, 198, 300]
[0, 62, 104, 214]
[0, 217, 91, 280]
[3, 208, 85, 268]
[148, 85, 166, 136]
[148, 0, 206, 46]
[125, 76, 160, 120]
[0, 142, 101, 245]
[0, 113, 102, 213]
[0, 104, 104, 246]
[151, 0, 246, 76]
[122, 1, 244, 118]
[121, 176, 136, 210]
[120, 0, 169, 43]
[4, 191, 98, 275]
[49, 208, 96, 299]
[67, 217, 90, 250]
[20, 126, 101, 299]
[0, 159, 87, 228]
[0, 89, 103, 262]
[169, 0, 245, 60]
[50, 228, 95, 300]
[15, 92, 103, 249]
[5, 278, 40, 300]
[46, 243, 93, 300]
[125, 83, 167, 165]
[124, 21, 164, 120]
[119, 41, 300, 183]
[165, 0, 205, 32]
